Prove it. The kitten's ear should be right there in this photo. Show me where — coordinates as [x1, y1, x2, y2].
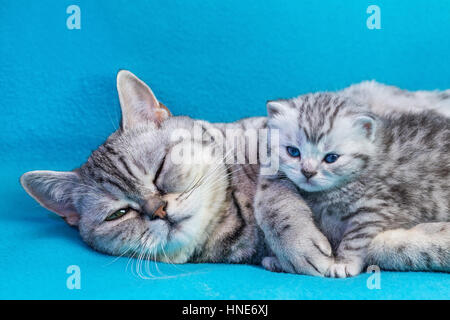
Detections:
[266, 100, 291, 118]
[116, 70, 171, 130]
[354, 114, 377, 141]
[20, 171, 81, 227]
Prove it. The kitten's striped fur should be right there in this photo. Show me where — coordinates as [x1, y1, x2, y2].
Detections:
[257, 90, 450, 277]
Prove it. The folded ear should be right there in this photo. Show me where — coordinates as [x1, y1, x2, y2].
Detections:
[20, 171, 81, 227]
[116, 70, 171, 130]
[266, 100, 298, 130]
[353, 114, 377, 141]
[266, 100, 292, 119]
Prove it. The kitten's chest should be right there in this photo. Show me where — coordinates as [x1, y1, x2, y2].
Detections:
[308, 199, 349, 249]
[304, 183, 364, 248]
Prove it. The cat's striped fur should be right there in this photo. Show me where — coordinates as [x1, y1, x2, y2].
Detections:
[21, 71, 270, 266]
[20, 72, 450, 275]
[257, 92, 450, 277]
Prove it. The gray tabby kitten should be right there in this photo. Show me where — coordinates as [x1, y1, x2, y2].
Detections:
[256, 90, 450, 278]
[21, 70, 270, 265]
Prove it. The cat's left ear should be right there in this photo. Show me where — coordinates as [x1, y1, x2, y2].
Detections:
[116, 70, 171, 130]
[266, 100, 297, 129]
[353, 114, 377, 141]
[266, 100, 292, 119]
[20, 171, 81, 227]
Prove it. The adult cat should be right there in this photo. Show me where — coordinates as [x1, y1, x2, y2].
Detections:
[21, 70, 269, 264]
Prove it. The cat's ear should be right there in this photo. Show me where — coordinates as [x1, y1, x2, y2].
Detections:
[353, 114, 377, 141]
[20, 171, 81, 227]
[116, 70, 171, 130]
[266, 100, 291, 119]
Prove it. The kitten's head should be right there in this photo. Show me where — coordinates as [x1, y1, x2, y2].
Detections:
[267, 93, 378, 192]
[20, 71, 228, 263]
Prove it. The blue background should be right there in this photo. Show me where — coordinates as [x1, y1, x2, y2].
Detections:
[1, 0, 449, 299]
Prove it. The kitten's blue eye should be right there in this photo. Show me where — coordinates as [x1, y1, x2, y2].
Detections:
[324, 153, 340, 163]
[286, 146, 301, 158]
[105, 208, 130, 221]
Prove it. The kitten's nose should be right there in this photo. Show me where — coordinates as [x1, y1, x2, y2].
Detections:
[301, 169, 317, 180]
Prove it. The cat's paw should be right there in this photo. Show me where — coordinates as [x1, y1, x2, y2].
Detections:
[283, 243, 334, 276]
[279, 233, 334, 276]
[298, 252, 334, 276]
[297, 232, 334, 276]
[327, 260, 363, 278]
[262, 256, 283, 273]
[310, 232, 333, 258]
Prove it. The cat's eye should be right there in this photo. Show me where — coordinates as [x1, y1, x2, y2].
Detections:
[324, 153, 340, 163]
[286, 146, 301, 158]
[105, 208, 131, 221]
[153, 155, 166, 194]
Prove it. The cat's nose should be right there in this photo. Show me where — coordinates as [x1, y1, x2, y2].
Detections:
[143, 198, 167, 220]
[153, 202, 167, 219]
[301, 169, 317, 180]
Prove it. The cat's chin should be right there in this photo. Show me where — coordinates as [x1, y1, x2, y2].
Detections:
[147, 219, 171, 242]
[297, 180, 333, 193]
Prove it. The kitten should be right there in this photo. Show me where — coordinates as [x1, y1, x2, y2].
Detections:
[256, 91, 450, 277]
[21, 70, 270, 265]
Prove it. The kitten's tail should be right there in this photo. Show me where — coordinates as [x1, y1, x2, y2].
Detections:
[367, 222, 450, 272]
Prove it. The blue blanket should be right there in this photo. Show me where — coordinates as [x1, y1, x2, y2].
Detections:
[1, 0, 449, 299]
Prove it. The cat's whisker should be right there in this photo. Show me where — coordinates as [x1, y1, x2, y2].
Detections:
[135, 232, 152, 279]
[143, 237, 156, 279]
[183, 166, 248, 199]
[175, 144, 237, 201]
[158, 241, 184, 272]
[179, 158, 236, 201]
[104, 243, 136, 266]
[175, 170, 204, 201]
[177, 172, 205, 201]
[152, 246, 165, 277]
[107, 107, 120, 132]
[142, 237, 157, 279]
[126, 241, 142, 277]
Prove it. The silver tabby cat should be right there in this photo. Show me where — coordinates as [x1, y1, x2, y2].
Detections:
[21, 70, 269, 265]
[256, 89, 450, 278]
[21, 71, 450, 275]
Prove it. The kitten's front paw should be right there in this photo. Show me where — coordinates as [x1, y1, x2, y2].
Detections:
[300, 232, 334, 276]
[327, 261, 363, 278]
[262, 256, 283, 273]
[310, 233, 333, 259]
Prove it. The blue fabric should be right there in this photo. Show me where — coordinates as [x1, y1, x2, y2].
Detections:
[1, 0, 450, 299]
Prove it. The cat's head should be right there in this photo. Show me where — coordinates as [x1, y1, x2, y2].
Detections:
[267, 93, 378, 192]
[20, 70, 229, 263]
